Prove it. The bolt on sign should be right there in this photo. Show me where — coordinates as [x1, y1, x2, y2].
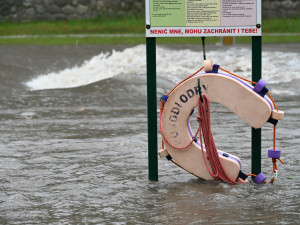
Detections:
[145, 0, 262, 37]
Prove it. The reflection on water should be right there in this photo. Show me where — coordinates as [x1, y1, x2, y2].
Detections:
[0, 45, 299, 224]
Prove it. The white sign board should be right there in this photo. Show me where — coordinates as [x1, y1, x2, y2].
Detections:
[145, 0, 261, 37]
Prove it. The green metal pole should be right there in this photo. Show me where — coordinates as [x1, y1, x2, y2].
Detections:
[251, 36, 262, 175]
[146, 37, 158, 181]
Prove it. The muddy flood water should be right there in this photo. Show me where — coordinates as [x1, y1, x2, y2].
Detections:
[0, 44, 299, 224]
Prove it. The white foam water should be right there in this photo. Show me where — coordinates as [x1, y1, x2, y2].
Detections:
[26, 44, 300, 91]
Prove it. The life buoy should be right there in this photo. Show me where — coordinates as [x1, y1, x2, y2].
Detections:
[159, 62, 284, 182]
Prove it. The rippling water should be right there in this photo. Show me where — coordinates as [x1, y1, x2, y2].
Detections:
[0, 44, 299, 224]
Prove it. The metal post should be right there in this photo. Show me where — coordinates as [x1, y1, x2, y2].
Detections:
[146, 37, 158, 181]
[251, 36, 262, 175]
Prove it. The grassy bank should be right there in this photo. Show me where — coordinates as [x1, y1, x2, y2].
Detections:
[0, 17, 299, 45]
[0, 17, 145, 35]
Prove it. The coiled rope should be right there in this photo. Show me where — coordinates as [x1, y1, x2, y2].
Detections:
[197, 95, 238, 184]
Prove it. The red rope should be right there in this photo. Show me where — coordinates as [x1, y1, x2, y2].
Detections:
[197, 95, 238, 184]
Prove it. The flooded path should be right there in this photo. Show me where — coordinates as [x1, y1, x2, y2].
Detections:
[0, 44, 299, 224]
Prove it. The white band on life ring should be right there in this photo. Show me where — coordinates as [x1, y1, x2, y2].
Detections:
[204, 59, 213, 72]
[271, 110, 284, 120]
[158, 148, 169, 158]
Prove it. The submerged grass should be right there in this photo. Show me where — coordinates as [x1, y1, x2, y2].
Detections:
[0, 17, 299, 45]
[1, 35, 299, 45]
